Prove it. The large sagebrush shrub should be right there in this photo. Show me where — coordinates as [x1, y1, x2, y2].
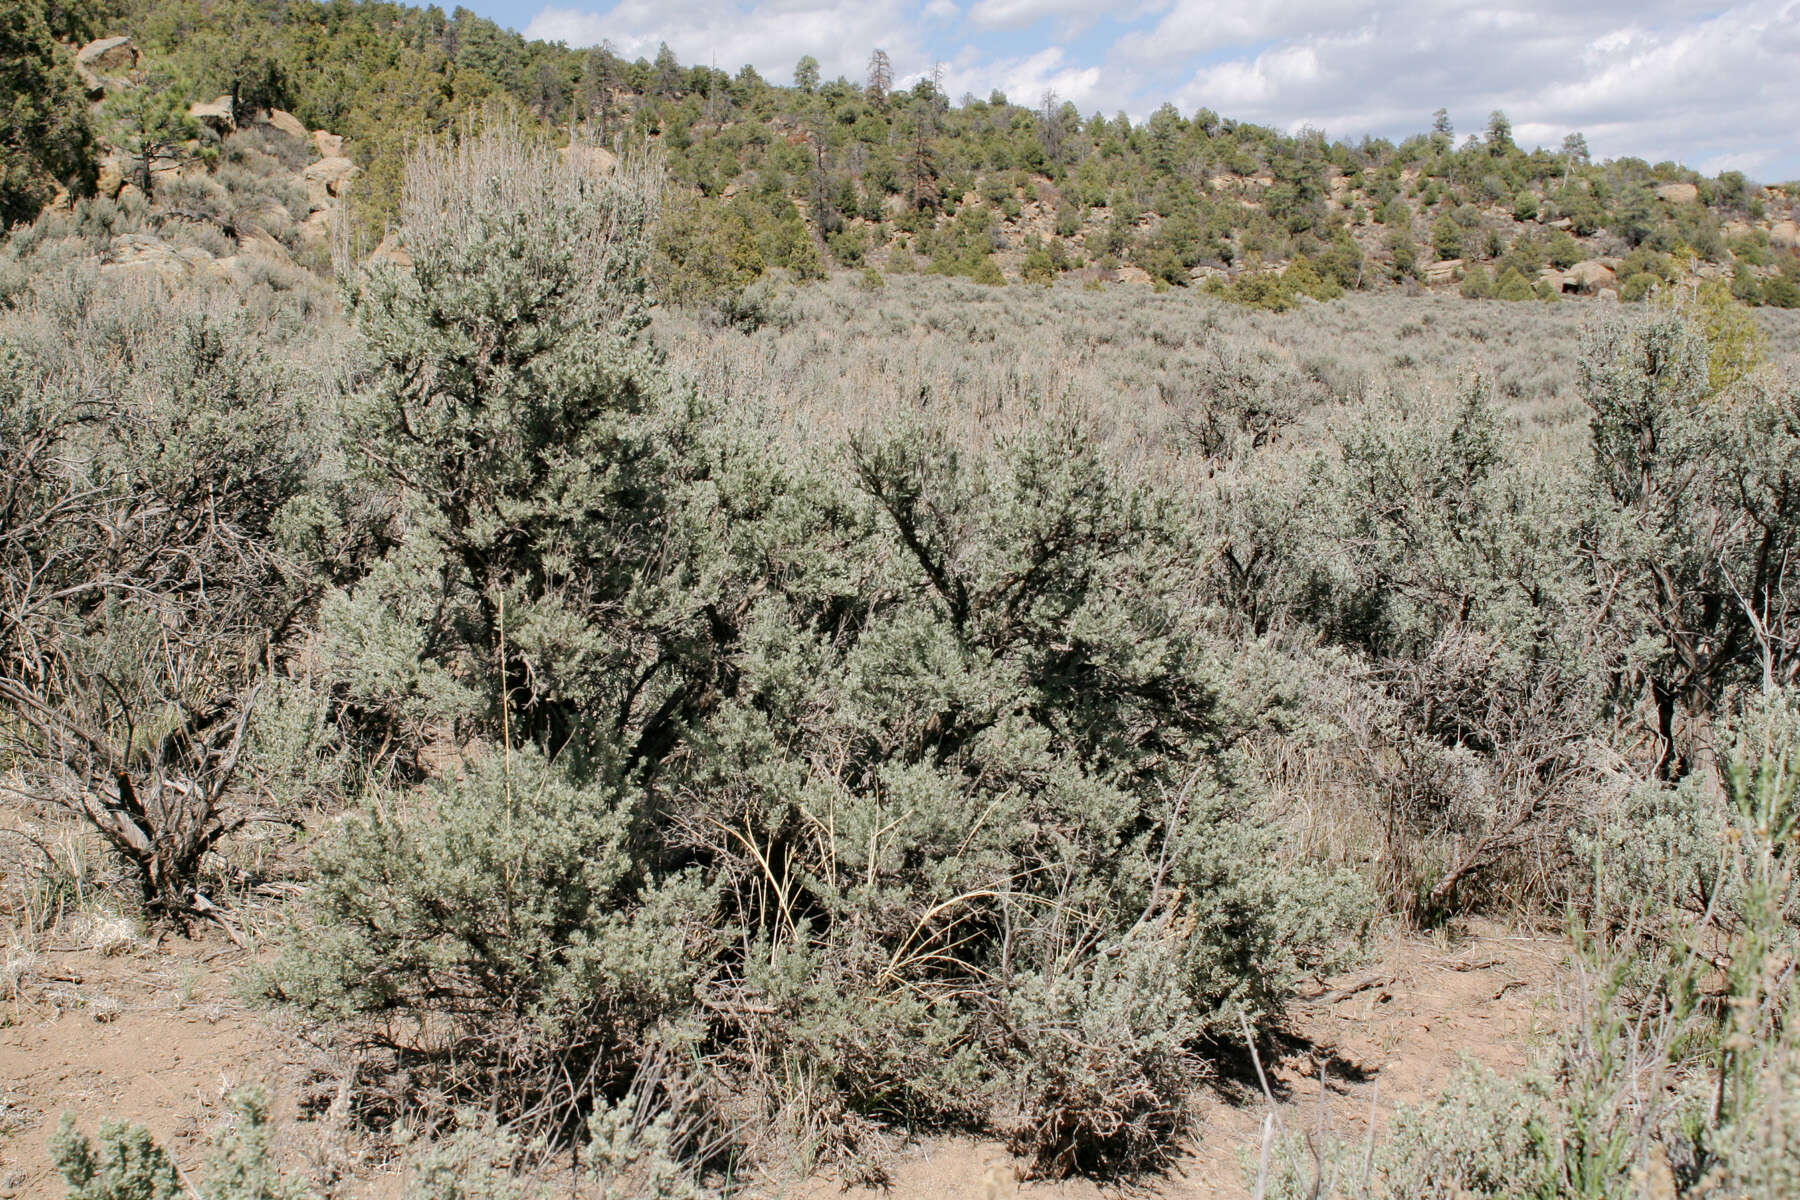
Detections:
[0, 269, 329, 923]
[282, 121, 1370, 1173]
[331, 118, 700, 767]
[670, 415, 1369, 1170]
[1580, 313, 1800, 775]
[1291, 385, 1600, 919]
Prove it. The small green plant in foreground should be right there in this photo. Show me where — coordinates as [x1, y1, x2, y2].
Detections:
[51, 1087, 307, 1200]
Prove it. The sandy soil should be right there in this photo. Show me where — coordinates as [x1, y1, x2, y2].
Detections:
[0, 920, 1565, 1200]
[775, 919, 1566, 1199]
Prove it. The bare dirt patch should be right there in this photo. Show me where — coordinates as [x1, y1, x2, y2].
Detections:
[0, 932, 391, 1200]
[0, 920, 1563, 1200]
[775, 918, 1565, 1199]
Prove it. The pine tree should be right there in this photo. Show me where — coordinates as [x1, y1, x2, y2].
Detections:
[652, 41, 680, 96]
[1485, 109, 1514, 156]
[794, 54, 819, 93]
[866, 47, 892, 103]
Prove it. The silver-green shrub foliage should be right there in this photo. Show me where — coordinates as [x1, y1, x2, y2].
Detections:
[277, 748, 712, 1126]
[274, 121, 1371, 1172]
[51, 1087, 308, 1200]
[1263, 690, 1800, 1199]
[50, 1115, 183, 1200]
[0, 267, 330, 923]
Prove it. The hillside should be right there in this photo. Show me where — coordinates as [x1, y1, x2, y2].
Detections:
[6, 0, 1800, 309]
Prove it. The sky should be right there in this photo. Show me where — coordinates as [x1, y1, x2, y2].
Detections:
[469, 0, 1799, 181]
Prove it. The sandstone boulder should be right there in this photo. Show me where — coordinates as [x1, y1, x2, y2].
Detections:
[95, 151, 128, 198]
[1771, 220, 1800, 250]
[313, 130, 344, 158]
[1425, 258, 1464, 286]
[73, 38, 138, 99]
[103, 234, 219, 285]
[189, 95, 235, 134]
[72, 63, 117, 99]
[238, 199, 293, 231]
[1538, 267, 1566, 292]
[298, 208, 334, 246]
[1566, 260, 1618, 294]
[1654, 182, 1699, 205]
[263, 109, 309, 141]
[302, 156, 359, 206]
[237, 226, 294, 265]
[76, 36, 138, 74]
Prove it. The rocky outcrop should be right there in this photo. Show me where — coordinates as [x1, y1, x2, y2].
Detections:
[1654, 182, 1699, 205]
[1565, 260, 1618, 294]
[76, 36, 138, 73]
[102, 233, 227, 284]
[95, 151, 128, 198]
[73, 36, 139, 97]
[1771, 220, 1800, 250]
[298, 208, 334, 247]
[368, 232, 411, 268]
[313, 130, 344, 158]
[1425, 258, 1464, 285]
[237, 226, 294, 265]
[263, 109, 309, 141]
[189, 96, 235, 134]
[559, 144, 618, 174]
[301, 156, 359, 207]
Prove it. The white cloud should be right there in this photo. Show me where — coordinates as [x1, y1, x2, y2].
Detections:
[1151, 0, 1800, 178]
[938, 45, 1105, 107]
[966, 0, 1093, 30]
[1114, 0, 1370, 60]
[964, 0, 1162, 33]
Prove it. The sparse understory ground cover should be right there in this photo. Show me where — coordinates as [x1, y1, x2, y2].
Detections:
[4, 115, 1800, 1200]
